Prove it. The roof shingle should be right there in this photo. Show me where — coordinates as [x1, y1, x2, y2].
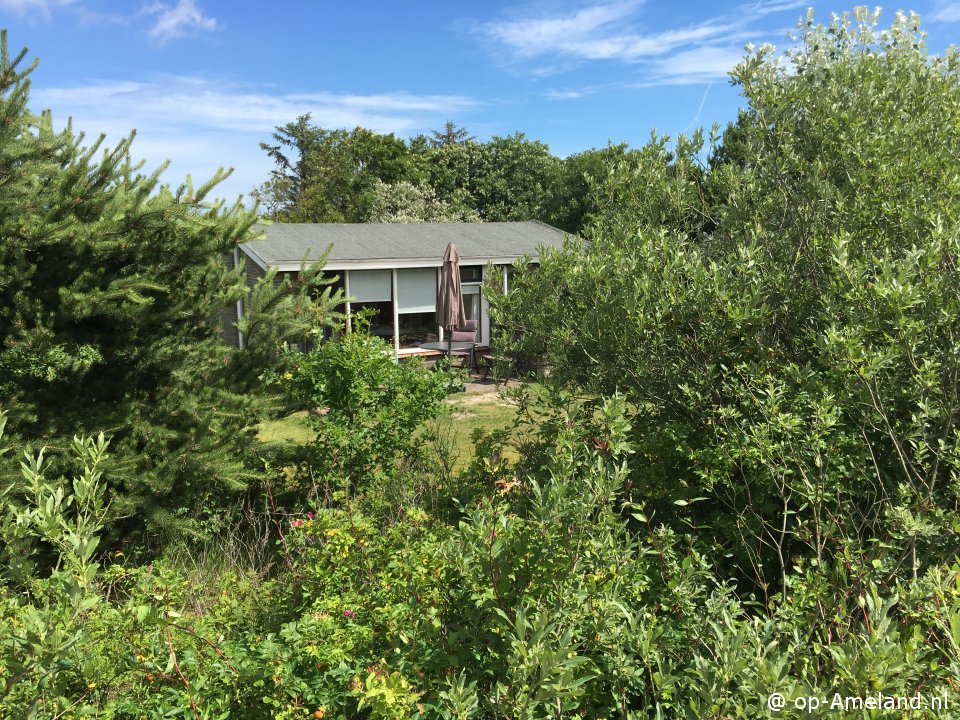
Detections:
[241, 221, 566, 267]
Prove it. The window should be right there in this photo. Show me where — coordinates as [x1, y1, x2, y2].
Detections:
[398, 312, 439, 348]
[350, 270, 391, 303]
[460, 265, 482, 284]
[353, 301, 394, 340]
[397, 268, 437, 313]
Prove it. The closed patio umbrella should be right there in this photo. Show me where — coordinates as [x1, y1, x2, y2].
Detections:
[437, 242, 466, 357]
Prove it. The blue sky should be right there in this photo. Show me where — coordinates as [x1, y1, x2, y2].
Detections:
[2, 0, 958, 203]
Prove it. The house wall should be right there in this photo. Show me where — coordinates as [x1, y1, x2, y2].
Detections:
[226, 247, 515, 354]
[220, 251, 240, 347]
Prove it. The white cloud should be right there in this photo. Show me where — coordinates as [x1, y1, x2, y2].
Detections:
[482, 1, 641, 57]
[479, 2, 735, 62]
[738, 0, 808, 18]
[31, 76, 478, 202]
[143, 0, 217, 45]
[930, 2, 960, 22]
[545, 88, 590, 99]
[34, 78, 477, 133]
[649, 46, 747, 84]
[473, 0, 804, 85]
[0, 0, 75, 21]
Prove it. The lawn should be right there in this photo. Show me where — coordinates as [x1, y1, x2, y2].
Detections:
[257, 389, 519, 472]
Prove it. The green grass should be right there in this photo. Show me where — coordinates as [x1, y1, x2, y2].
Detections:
[257, 411, 315, 445]
[430, 390, 519, 471]
[257, 390, 519, 472]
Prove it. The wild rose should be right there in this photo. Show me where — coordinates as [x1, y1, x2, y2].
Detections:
[343, 608, 353, 618]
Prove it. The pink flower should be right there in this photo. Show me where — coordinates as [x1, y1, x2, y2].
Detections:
[307, 511, 315, 520]
[290, 519, 304, 528]
[343, 608, 353, 618]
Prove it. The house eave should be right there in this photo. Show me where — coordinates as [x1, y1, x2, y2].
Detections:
[237, 246, 536, 273]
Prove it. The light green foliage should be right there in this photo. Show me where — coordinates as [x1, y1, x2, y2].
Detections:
[2, 399, 959, 718]
[494, 9, 960, 599]
[0, 411, 108, 718]
[9, 9, 960, 719]
[276, 329, 454, 498]
[367, 179, 481, 223]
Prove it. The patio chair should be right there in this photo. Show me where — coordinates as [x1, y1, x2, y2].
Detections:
[448, 319, 478, 369]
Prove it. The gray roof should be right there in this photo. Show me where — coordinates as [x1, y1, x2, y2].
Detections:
[241, 221, 566, 269]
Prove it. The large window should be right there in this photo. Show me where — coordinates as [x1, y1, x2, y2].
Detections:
[344, 266, 490, 352]
[397, 268, 438, 349]
[398, 312, 438, 348]
[350, 270, 393, 340]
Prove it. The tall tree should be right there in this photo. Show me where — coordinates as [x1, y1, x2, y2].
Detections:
[543, 142, 649, 234]
[255, 120, 416, 222]
[253, 114, 326, 217]
[428, 120, 472, 148]
[419, 132, 561, 222]
[0, 33, 340, 541]
[259, 121, 572, 225]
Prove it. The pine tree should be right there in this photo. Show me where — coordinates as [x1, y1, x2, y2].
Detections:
[0, 32, 340, 542]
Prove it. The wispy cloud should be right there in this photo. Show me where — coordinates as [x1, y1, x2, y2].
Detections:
[930, 1, 960, 22]
[482, 1, 641, 58]
[34, 78, 477, 134]
[478, 2, 735, 63]
[473, 0, 804, 84]
[0, 0, 75, 21]
[0, 0, 216, 40]
[142, 0, 217, 45]
[649, 46, 747, 84]
[31, 76, 478, 200]
[545, 88, 592, 99]
[738, 0, 808, 18]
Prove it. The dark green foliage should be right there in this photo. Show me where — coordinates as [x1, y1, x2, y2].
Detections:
[0, 33, 340, 540]
[254, 116, 417, 222]
[429, 121, 473, 148]
[454, 133, 560, 222]
[256, 120, 566, 226]
[542, 142, 649, 234]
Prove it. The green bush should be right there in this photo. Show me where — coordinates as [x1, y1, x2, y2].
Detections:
[492, 8, 960, 598]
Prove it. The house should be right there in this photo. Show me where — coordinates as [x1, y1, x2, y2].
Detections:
[222, 220, 566, 355]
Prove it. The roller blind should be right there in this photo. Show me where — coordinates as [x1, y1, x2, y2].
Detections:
[397, 268, 437, 314]
[349, 270, 391, 303]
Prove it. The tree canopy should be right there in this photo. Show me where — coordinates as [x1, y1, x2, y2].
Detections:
[255, 119, 602, 229]
[0, 31, 340, 540]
